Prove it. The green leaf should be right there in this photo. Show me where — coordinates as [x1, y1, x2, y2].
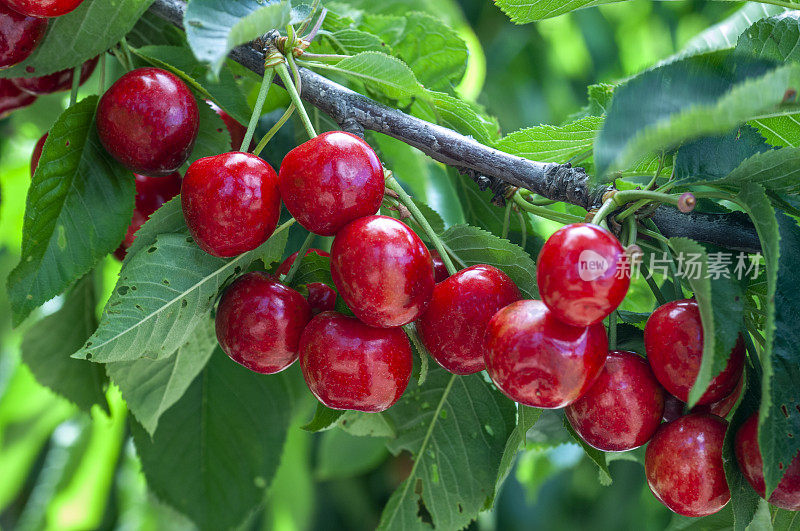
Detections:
[674, 125, 771, 183]
[186, 94, 232, 166]
[667, 238, 745, 407]
[7, 97, 135, 326]
[715, 147, 800, 194]
[73, 221, 291, 363]
[771, 506, 800, 530]
[495, 116, 603, 163]
[441, 224, 538, 298]
[184, 0, 293, 74]
[751, 115, 800, 148]
[737, 11, 800, 63]
[20, 275, 107, 413]
[412, 91, 500, 146]
[378, 366, 516, 530]
[0, 0, 155, 78]
[302, 402, 344, 432]
[316, 429, 389, 480]
[563, 414, 612, 485]
[338, 411, 397, 438]
[287, 253, 335, 290]
[122, 197, 186, 266]
[106, 318, 217, 435]
[316, 28, 390, 54]
[494, 0, 618, 23]
[131, 349, 291, 530]
[495, 405, 542, 489]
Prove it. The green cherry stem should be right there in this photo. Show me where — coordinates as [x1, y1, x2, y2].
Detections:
[608, 311, 618, 350]
[591, 197, 617, 225]
[253, 104, 296, 157]
[99, 53, 107, 93]
[275, 61, 317, 139]
[241, 69, 276, 152]
[283, 231, 315, 285]
[402, 323, 429, 386]
[502, 201, 512, 239]
[513, 191, 584, 225]
[69, 65, 81, 106]
[517, 209, 528, 249]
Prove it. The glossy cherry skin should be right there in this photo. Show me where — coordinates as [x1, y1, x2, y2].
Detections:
[30, 132, 46, 176]
[114, 172, 182, 260]
[565, 351, 665, 451]
[429, 248, 450, 283]
[0, 4, 46, 69]
[417, 265, 520, 375]
[276, 249, 337, 314]
[97, 67, 199, 176]
[331, 215, 434, 328]
[645, 413, 730, 517]
[299, 311, 413, 412]
[278, 131, 384, 236]
[692, 374, 744, 418]
[735, 412, 800, 510]
[207, 100, 249, 151]
[182, 152, 281, 257]
[645, 299, 745, 405]
[216, 272, 312, 374]
[0, 77, 34, 117]
[485, 299, 608, 409]
[12, 56, 97, 95]
[537, 223, 630, 327]
[3, 0, 84, 18]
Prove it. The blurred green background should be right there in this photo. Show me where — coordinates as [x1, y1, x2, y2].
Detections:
[0, 0, 750, 529]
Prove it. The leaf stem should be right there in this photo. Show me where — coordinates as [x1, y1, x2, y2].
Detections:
[300, 52, 351, 62]
[275, 62, 317, 139]
[241, 69, 275, 152]
[253, 104, 295, 156]
[283, 231, 315, 285]
[513, 191, 583, 225]
[69, 65, 81, 106]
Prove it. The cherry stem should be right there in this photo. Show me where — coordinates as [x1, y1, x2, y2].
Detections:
[513, 191, 583, 225]
[283, 231, 315, 285]
[241, 69, 276, 152]
[643, 218, 683, 298]
[99, 53, 107, 93]
[384, 173, 458, 275]
[253, 104, 295, 156]
[608, 311, 617, 350]
[275, 62, 317, 139]
[501, 201, 512, 240]
[69, 65, 81, 106]
[119, 37, 134, 72]
[591, 197, 617, 225]
[639, 262, 668, 306]
[402, 323, 429, 386]
[517, 209, 527, 249]
[625, 215, 637, 247]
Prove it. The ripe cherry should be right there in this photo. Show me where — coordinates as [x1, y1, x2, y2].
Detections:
[537, 223, 630, 327]
[331, 215, 434, 328]
[0, 4, 47, 69]
[735, 412, 800, 511]
[207, 101, 250, 151]
[13, 56, 97, 95]
[299, 311, 413, 412]
[276, 249, 337, 314]
[417, 265, 520, 375]
[645, 413, 730, 517]
[565, 350, 665, 451]
[97, 67, 199, 176]
[278, 131, 384, 236]
[485, 299, 608, 409]
[692, 374, 743, 418]
[0, 78, 35, 117]
[216, 272, 312, 374]
[2, 0, 84, 18]
[182, 152, 281, 258]
[30, 132, 46, 176]
[645, 299, 745, 405]
[429, 248, 450, 283]
[114, 172, 182, 260]
[662, 393, 685, 423]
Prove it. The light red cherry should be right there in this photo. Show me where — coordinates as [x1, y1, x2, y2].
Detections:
[278, 131, 384, 236]
[735, 412, 800, 511]
[299, 311, 413, 412]
[3, 0, 84, 18]
[645, 299, 745, 405]
[96, 67, 199, 176]
[182, 152, 281, 258]
[645, 413, 730, 517]
[276, 249, 337, 314]
[417, 264, 520, 375]
[216, 272, 312, 374]
[565, 350, 665, 451]
[485, 299, 608, 409]
[12, 56, 97, 95]
[0, 78, 35, 117]
[331, 215, 434, 328]
[0, 3, 47, 69]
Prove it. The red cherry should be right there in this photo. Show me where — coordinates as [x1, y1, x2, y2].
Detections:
[331, 215, 434, 328]
[182, 152, 281, 258]
[417, 265, 520, 375]
[0, 4, 46, 69]
[2, 0, 84, 18]
[207, 100, 250, 151]
[30, 131, 46, 176]
[114, 172, 182, 260]
[691, 373, 743, 418]
[537, 223, 630, 327]
[215, 272, 312, 374]
[278, 131, 384, 236]
[0, 78, 35, 118]
[12, 56, 97, 95]
[645, 413, 730, 517]
[429, 248, 450, 283]
[276, 249, 337, 314]
[644, 299, 745, 405]
[299, 311, 412, 412]
[565, 350, 665, 451]
[96, 67, 199, 176]
[662, 393, 685, 423]
[735, 412, 800, 511]
[485, 299, 608, 409]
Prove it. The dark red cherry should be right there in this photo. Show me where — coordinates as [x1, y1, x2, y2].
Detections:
[276, 249, 337, 314]
[182, 152, 281, 258]
[0, 4, 47, 69]
[662, 393, 685, 423]
[331, 215, 434, 328]
[30, 131, 46, 176]
[645, 299, 745, 405]
[96, 67, 199, 176]
[278, 131, 384, 236]
[12, 56, 97, 95]
[485, 299, 608, 409]
[216, 272, 312, 374]
[299, 311, 412, 412]
[114, 172, 182, 260]
[565, 350, 665, 451]
[3, 0, 84, 18]
[207, 100, 250, 151]
[417, 265, 520, 375]
[691, 373, 743, 418]
[0, 78, 35, 117]
[645, 413, 730, 517]
[429, 248, 450, 283]
[736, 413, 800, 510]
[537, 223, 630, 326]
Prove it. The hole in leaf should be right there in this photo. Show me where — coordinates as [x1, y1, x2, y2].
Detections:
[186, 236, 194, 243]
[181, 299, 188, 308]
[131, 286, 137, 291]
[135, 304, 144, 312]
[457, 503, 463, 513]
[117, 286, 129, 296]
[148, 246, 157, 253]
[85, 353, 92, 360]
[163, 279, 170, 286]
[782, 405, 789, 418]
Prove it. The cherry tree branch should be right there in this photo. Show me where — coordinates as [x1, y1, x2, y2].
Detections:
[148, 0, 761, 253]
